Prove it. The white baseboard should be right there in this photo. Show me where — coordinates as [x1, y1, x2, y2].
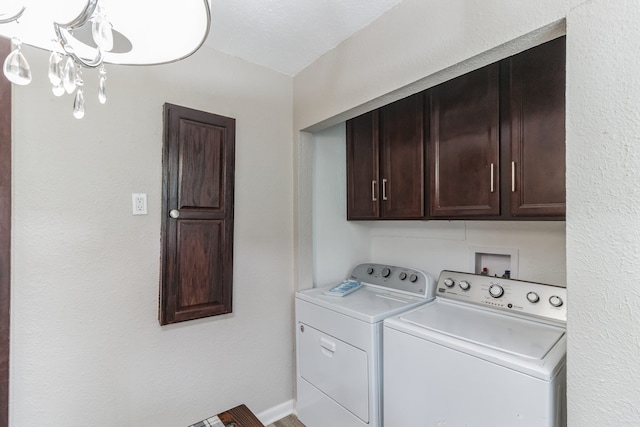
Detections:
[256, 399, 295, 425]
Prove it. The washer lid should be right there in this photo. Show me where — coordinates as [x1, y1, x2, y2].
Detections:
[399, 300, 565, 359]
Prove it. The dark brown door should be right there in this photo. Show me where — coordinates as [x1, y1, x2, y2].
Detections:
[160, 104, 235, 325]
[430, 64, 500, 217]
[379, 94, 425, 219]
[346, 110, 380, 219]
[507, 37, 566, 217]
[0, 38, 10, 427]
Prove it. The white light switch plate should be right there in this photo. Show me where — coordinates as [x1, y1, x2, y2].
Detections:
[132, 193, 147, 215]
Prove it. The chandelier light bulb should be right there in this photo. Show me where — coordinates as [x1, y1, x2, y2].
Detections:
[92, 6, 114, 52]
[51, 82, 64, 97]
[73, 88, 85, 119]
[48, 51, 63, 86]
[98, 73, 106, 104]
[3, 40, 32, 86]
[62, 56, 77, 94]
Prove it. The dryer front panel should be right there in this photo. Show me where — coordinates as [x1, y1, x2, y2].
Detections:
[298, 322, 369, 422]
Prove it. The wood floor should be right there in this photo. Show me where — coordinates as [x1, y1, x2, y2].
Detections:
[266, 414, 306, 427]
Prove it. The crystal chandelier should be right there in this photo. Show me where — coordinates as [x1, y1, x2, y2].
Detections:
[0, 0, 211, 119]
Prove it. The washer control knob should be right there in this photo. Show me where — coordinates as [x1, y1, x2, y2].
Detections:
[409, 274, 418, 283]
[489, 284, 504, 298]
[367, 267, 374, 275]
[443, 278, 455, 288]
[459, 280, 471, 291]
[381, 267, 391, 278]
[526, 292, 540, 303]
[399, 272, 407, 280]
[549, 295, 564, 307]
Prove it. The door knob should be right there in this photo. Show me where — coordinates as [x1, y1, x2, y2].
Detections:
[169, 209, 180, 219]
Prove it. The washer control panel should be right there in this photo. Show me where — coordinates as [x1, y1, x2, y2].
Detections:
[350, 263, 436, 299]
[436, 270, 566, 322]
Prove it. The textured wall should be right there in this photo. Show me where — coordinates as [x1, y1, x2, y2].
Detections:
[294, 0, 571, 132]
[311, 124, 372, 286]
[11, 46, 294, 426]
[567, 1, 640, 424]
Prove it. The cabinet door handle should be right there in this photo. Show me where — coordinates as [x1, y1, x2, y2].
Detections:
[382, 179, 388, 201]
[511, 161, 516, 192]
[372, 180, 377, 202]
[490, 163, 495, 193]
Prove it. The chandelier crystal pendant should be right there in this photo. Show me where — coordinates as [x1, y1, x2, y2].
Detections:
[0, 0, 211, 119]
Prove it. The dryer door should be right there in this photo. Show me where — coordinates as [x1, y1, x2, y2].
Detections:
[298, 322, 369, 422]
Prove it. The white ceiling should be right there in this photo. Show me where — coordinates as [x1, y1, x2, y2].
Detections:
[205, 0, 404, 76]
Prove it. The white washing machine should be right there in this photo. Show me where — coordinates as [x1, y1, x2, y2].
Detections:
[384, 270, 567, 427]
[295, 263, 437, 427]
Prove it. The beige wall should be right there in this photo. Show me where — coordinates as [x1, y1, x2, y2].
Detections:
[11, 46, 295, 426]
[294, 0, 569, 132]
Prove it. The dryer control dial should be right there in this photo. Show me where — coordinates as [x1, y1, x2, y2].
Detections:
[489, 284, 504, 298]
[399, 272, 407, 280]
[443, 278, 455, 288]
[410, 274, 418, 283]
[459, 280, 470, 291]
[549, 295, 564, 307]
[381, 267, 391, 278]
[526, 292, 540, 303]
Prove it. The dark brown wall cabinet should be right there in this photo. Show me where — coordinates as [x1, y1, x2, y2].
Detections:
[505, 37, 566, 217]
[346, 36, 566, 221]
[430, 37, 565, 219]
[347, 94, 424, 220]
[160, 104, 236, 325]
[430, 64, 500, 217]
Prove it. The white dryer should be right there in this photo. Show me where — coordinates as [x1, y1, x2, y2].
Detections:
[384, 270, 567, 427]
[295, 263, 437, 427]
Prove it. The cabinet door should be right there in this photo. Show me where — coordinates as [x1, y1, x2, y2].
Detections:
[508, 37, 566, 217]
[346, 111, 380, 219]
[379, 94, 425, 219]
[160, 104, 236, 325]
[430, 65, 500, 217]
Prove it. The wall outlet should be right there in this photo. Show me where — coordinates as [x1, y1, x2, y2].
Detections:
[132, 193, 147, 215]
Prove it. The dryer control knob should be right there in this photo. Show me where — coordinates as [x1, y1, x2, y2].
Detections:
[489, 284, 504, 298]
[443, 278, 455, 288]
[526, 292, 540, 303]
[549, 295, 564, 307]
[409, 274, 418, 283]
[459, 280, 470, 291]
[399, 272, 407, 280]
[382, 267, 391, 278]
[367, 267, 374, 274]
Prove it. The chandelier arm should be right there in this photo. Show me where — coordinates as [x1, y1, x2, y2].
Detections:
[58, 0, 99, 29]
[67, 47, 103, 69]
[55, 25, 104, 68]
[53, 0, 103, 68]
[0, 6, 26, 24]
